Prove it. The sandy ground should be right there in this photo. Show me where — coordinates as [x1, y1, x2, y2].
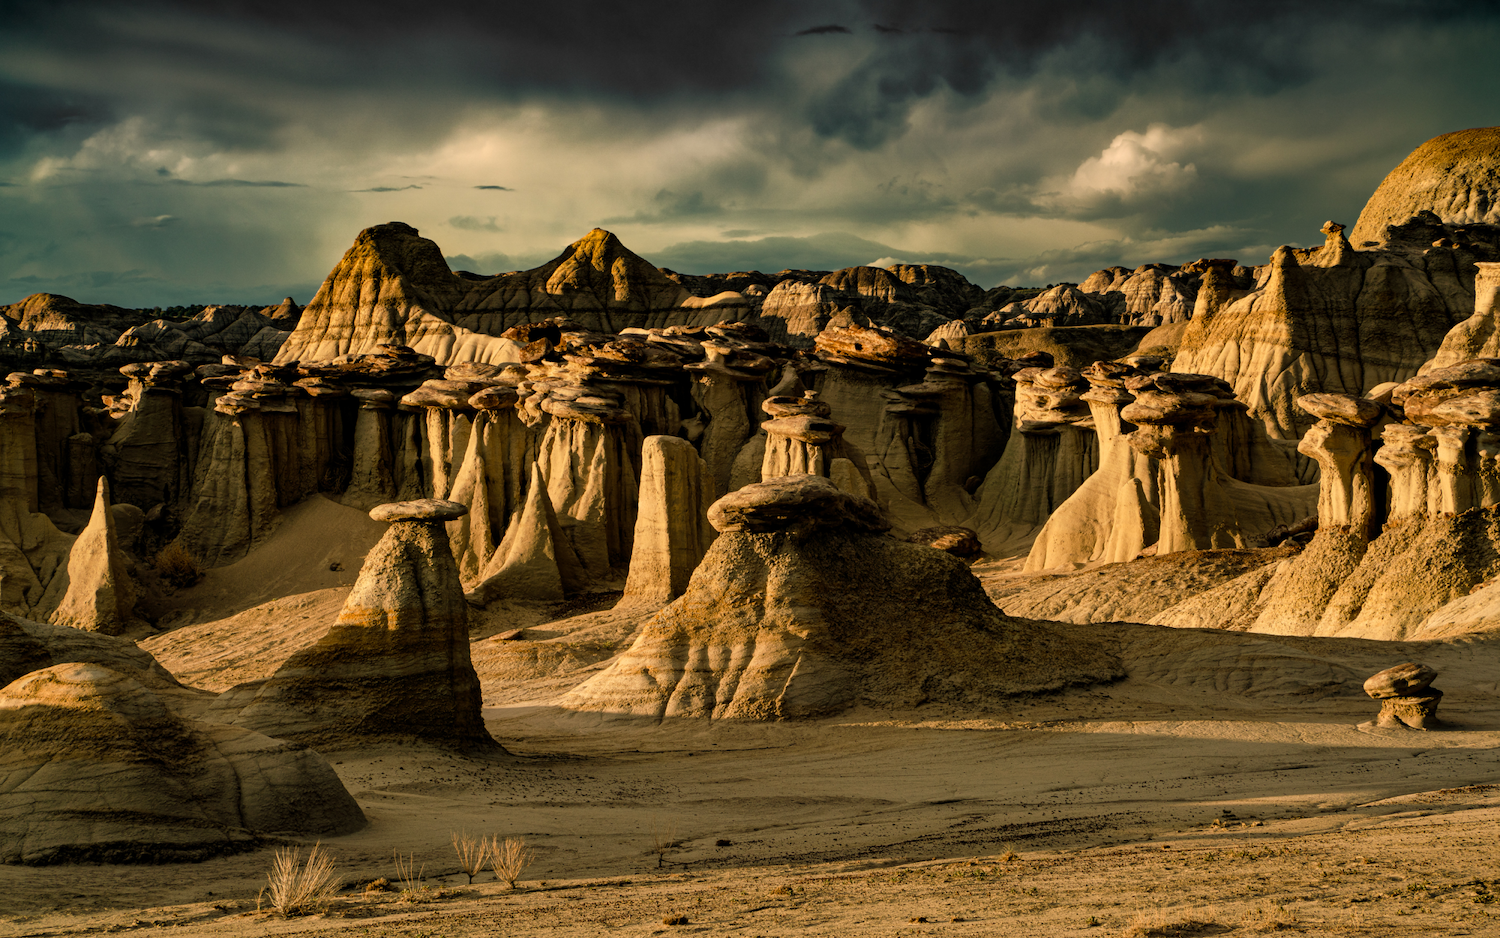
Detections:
[8, 499, 1500, 937]
[4, 677, 1500, 937]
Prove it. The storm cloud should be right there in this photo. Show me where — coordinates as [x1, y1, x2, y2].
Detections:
[1, 0, 1497, 305]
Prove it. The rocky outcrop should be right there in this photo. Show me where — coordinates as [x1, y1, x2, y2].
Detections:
[1423, 262, 1500, 369]
[0, 377, 75, 617]
[276, 225, 737, 366]
[562, 475, 1121, 719]
[0, 611, 178, 689]
[0, 662, 364, 864]
[214, 499, 494, 749]
[1351, 127, 1500, 244]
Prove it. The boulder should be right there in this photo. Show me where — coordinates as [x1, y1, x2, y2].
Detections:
[1363, 662, 1443, 730]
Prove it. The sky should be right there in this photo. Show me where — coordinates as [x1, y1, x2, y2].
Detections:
[1, 0, 1498, 308]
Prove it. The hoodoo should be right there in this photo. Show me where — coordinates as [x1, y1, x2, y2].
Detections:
[562, 475, 1122, 719]
[212, 498, 494, 749]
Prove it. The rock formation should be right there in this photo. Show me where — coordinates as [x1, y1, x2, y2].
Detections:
[0, 610, 178, 689]
[562, 475, 1122, 720]
[1363, 662, 1442, 730]
[968, 365, 1097, 546]
[619, 435, 716, 606]
[214, 498, 494, 749]
[1172, 220, 1491, 440]
[1351, 127, 1500, 244]
[48, 479, 139, 635]
[0, 662, 364, 864]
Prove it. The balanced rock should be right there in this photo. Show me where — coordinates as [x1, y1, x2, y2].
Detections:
[214, 499, 494, 749]
[0, 663, 364, 864]
[1364, 662, 1443, 730]
[563, 475, 1121, 719]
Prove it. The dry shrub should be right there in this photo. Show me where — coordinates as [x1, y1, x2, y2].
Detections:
[263, 843, 340, 917]
[453, 830, 489, 885]
[154, 540, 204, 588]
[651, 820, 677, 869]
[489, 836, 533, 888]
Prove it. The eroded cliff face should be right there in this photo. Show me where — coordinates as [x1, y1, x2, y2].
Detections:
[1171, 221, 1494, 441]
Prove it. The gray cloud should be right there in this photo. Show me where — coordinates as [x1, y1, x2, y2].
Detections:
[449, 215, 502, 232]
[0, 0, 1497, 306]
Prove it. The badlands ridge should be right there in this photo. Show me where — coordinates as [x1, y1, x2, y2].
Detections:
[2, 127, 1500, 937]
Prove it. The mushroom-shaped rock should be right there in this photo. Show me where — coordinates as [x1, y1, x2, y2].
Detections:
[0, 663, 364, 864]
[1296, 393, 1384, 428]
[708, 475, 890, 535]
[1296, 394, 1381, 535]
[1363, 662, 1443, 730]
[563, 475, 1122, 719]
[369, 498, 467, 522]
[214, 500, 495, 749]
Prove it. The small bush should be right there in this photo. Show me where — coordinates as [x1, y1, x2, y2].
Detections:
[453, 830, 489, 885]
[154, 540, 204, 588]
[489, 836, 533, 888]
[263, 843, 340, 917]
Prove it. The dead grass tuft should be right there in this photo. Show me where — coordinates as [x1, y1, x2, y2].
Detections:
[1240, 902, 1301, 932]
[262, 843, 340, 918]
[1122, 908, 1225, 937]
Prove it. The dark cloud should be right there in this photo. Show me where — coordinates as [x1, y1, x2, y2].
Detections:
[449, 215, 501, 232]
[0, 0, 1497, 305]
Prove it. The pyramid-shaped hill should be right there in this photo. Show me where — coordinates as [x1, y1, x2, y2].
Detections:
[1351, 127, 1500, 245]
[561, 476, 1123, 720]
[276, 224, 744, 365]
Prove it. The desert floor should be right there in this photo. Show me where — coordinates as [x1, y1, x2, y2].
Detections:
[4, 680, 1500, 937]
[5, 499, 1500, 937]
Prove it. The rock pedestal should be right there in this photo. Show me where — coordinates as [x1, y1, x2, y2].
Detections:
[621, 435, 715, 606]
[1364, 662, 1443, 730]
[563, 475, 1122, 720]
[217, 498, 495, 749]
